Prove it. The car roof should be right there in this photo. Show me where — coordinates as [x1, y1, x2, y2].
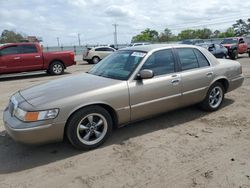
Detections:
[120, 44, 198, 52]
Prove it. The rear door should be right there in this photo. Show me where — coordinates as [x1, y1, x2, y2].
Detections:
[95, 47, 114, 59]
[175, 48, 214, 106]
[0, 45, 21, 73]
[128, 49, 182, 121]
[19, 44, 43, 71]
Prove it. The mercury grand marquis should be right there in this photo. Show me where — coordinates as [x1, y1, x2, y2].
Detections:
[3, 44, 244, 149]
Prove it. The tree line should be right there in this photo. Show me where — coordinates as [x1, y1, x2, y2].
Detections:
[131, 19, 250, 43]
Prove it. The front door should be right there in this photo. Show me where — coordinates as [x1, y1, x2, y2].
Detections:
[0, 45, 22, 74]
[128, 49, 182, 121]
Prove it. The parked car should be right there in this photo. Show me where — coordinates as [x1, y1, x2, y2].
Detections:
[3, 44, 244, 149]
[245, 35, 250, 57]
[197, 43, 228, 59]
[83, 46, 116, 64]
[129, 42, 151, 47]
[180, 39, 204, 45]
[221, 37, 249, 60]
[0, 43, 76, 75]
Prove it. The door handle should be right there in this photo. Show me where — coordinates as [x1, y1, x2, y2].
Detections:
[206, 72, 213, 77]
[171, 79, 180, 84]
[35, 55, 41, 58]
[13, 57, 20, 60]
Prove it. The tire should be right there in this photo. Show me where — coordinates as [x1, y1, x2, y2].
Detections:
[49, 61, 64, 75]
[66, 106, 113, 150]
[248, 51, 250, 58]
[199, 82, 225, 111]
[92, 56, 100, 64]
[230, 50, 238, 60]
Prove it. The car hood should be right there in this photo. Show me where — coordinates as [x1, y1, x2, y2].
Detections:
[19, 73, 122, 107]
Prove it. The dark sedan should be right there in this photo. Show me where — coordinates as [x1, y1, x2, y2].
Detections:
[197, 43, 228, 59]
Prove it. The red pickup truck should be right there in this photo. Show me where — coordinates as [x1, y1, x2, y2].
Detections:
[0, 43, 76, 75]
[221, 37, 249, 60]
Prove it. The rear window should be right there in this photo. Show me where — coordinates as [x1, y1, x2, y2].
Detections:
[19, 45, 38, 53]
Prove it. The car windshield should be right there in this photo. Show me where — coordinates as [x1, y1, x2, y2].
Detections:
[88, 50, 146, 80]
[221, 38, 238, 44]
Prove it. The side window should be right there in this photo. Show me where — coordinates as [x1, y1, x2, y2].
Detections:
[176, 48, 199, 71]
[0, 46, 19, 55]
[95, 48, 103, 51]
[105, 48, 114, 52]
[19, 45, 38, 54]
[193, 49, 210, 68]
[141, 49, 175, 76]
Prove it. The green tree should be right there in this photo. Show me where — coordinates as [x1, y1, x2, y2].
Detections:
[195, 28, 212, 39]
[232, 19, 249, 36]
[159, 28, 176, 42]
[0, 30, 25, 43]
[177, 29, 197, 40]
[131, 28, 159, 42]
[219, 27, 235, 38]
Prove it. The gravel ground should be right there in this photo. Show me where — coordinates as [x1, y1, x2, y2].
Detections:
[0, 55, 250, 188]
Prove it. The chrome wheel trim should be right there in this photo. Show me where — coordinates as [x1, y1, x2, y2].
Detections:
[77, 113, 108, 145]
[53, 64, 63, 74]
[209, 86, 223, 109]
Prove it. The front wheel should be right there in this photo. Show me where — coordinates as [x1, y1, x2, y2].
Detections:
[199, 82, 224, 111]
[230, 50, 238, 60]
[49, 61, 64, 75]
[66, 106, 113, 150]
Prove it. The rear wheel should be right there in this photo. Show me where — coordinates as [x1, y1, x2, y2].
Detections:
[199, 82, 224, 111]
[49, 61, 64, 75]
[66, 106, 113, 150]
[92, 56, 100, 64]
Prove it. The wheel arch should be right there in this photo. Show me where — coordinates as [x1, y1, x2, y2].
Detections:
[49, 59, 66, 69]
[210, 77, 229, 93]
[63, 103, 118, 139]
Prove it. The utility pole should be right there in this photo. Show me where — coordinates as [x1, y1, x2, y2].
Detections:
[56, 37, 60, 47]
[112, 23, 118, 49]
[78, 33, 81, 46]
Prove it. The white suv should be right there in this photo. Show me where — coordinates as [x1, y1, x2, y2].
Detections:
[83, 46, 116, 64]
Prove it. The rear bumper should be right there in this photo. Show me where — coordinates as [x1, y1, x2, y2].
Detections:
[228, 75, 244, 92]
[3, 108, 65, 145]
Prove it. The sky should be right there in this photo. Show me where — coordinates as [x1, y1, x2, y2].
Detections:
[1, 0, 250, 46]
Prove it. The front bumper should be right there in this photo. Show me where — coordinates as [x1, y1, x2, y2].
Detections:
[3, 108, 65, 145]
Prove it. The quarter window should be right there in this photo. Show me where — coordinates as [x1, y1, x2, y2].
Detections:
[193, 49, 210, 67]
[176, 48, 199, 71]
[141, 49, 175, 76]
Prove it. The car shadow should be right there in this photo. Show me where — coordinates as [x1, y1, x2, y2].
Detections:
[0, 72, 71, 82]
[0, 98, 234, 174]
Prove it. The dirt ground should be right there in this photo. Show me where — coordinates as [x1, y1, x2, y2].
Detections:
[0, 55, 250, 188]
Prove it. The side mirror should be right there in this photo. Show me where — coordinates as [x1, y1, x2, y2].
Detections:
[208, 47, 214, 52]
[137, 69, 154, 79]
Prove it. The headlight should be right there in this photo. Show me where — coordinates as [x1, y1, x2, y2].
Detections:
[14, 107, 59, 122]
